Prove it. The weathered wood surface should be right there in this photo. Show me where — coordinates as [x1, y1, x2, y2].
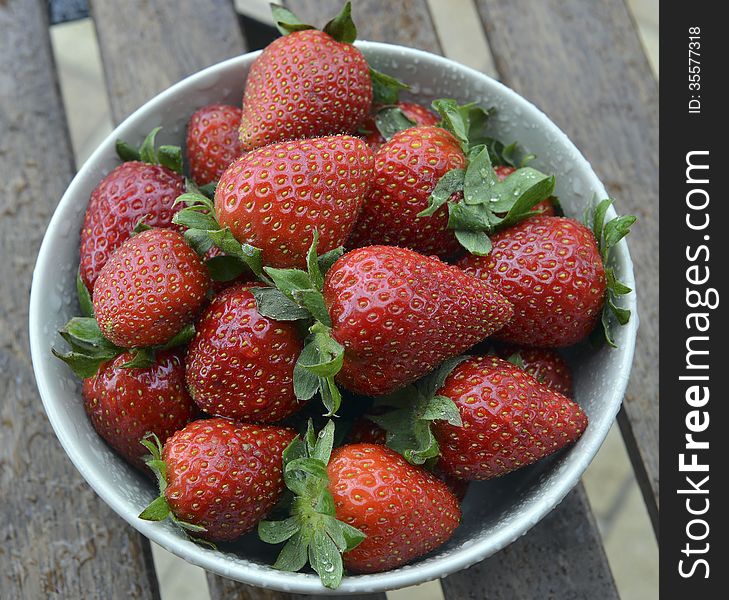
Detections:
[89, 0, 248, 122]
[441, 486, 619, 600]
[207, 577, 386, 600]
[475, 0, 659, 533]
[0, 1, 160, 598]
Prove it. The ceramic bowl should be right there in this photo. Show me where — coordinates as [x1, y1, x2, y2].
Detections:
[29, 42, 637, 595]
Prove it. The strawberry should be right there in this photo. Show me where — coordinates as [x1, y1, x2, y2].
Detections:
[93, 228, 210, 348]
[459, 216, 606, 347]
[432, 356, 587, 479]
[239, 4, 372, 151]
[258, 422, 460, 587]
[82, 349, 197, 470]
[324, 245, 513, 396]
[361, 102, 439, 149]
[329, 443, 461, 573]
[80, 128, 185, 290]
[214, 135, 374, 268]
[140, 418, 295, 541]
[348, 126, 466, 257]
[186, 104, 243, 185]
[496, 346, 573, 397]
[185, 284, 304, 422]
[494, 165, 556, 217]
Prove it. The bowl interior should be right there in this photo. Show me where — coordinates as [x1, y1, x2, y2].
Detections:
[29, 42, 637, 595]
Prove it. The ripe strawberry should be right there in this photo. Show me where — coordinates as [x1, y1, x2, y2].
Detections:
[348, 418, 469, 501]
[459, 216, 607, 347]
[82, 349, 197, 470]
[185, 284, 304, 422]
[93, 229, 210, 348]
[140, 418, 295, 541]
[187, 104, 243, 185]
[215, 135, 374, 268]
[494, 165, 556, 217]
[239, 28, 371, 151]
[433, 356, 587, 480]
[348, 126, 466, 257]
[361, 102, 439, 149]
[329, 443, 461, 573]
[497, 346, 573, 397]
[80, 161, 184, 290]
[323, 245, 513, 395]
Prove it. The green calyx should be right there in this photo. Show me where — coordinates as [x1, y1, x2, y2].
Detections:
[270, 2, 408, 107]
[369, 356, 467, 465]
[172, 191, 269, 283]
[587, 199, 636, 348]
[115, 127, 183, 174]
[258, 420, 364, 590]
[138, 433, 213, 546]
[251, 231, 346, 416]
[367, 106, 417, 142]
[418, 107, 556, 255]
[52, 271, 195, 378]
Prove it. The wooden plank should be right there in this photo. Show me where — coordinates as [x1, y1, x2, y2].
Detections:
[89, 0, 248, 121]
[0, 1, 160, 599]
[475, 0, 659, 533]
[207, 577, 386, 600]
[441, 486, 619, 600]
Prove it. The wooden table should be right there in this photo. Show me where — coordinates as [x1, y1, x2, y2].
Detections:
[0, 0, 657, 597]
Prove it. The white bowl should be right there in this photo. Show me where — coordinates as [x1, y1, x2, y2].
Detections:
[29, 42, 637, 595]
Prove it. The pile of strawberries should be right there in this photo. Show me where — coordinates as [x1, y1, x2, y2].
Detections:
[53, 3, 634, 589]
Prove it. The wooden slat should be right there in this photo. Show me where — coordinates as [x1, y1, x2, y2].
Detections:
[441, 486, 619, 599]
[475, 0, 659, 533]
[207, 577, 386, 600]
[0, 1, 160, 599]
[89, 0, 248, 121]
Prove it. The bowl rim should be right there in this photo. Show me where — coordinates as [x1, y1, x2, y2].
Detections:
[29, 40, 638, 595]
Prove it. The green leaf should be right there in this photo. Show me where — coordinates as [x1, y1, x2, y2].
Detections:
[463, 145, 498, 205]
[374, 107, 416, 141]
[505, 352, 526, 369]
[272, 532, 309, 572]
[199, 182, 217, 199]
[603, 215, 637, 254]
[51, 348, 110, 379]
[293, 289, 331, 326]
[138, 495, 170, 521]
[158, 145, 183, 174]
[121, 348, 155, 369]
[160, 324, 196, 349]
[293, 363, 320, 401]
[370, 68, 409, 105]
[139, 127, 161, 165]
[492, 174, 556, 230]
[116, 139, 141, 162]
[297, 331, 344, 378]
[251, 287, 311, 321]
[317, 247, 343, 277]
[184, 229, 215, 255]
[418, 168, 465, 218]
[208, 231, 269, 284]
[417, 356, 470, 398]
[258, 517, 300, 544]
[306, 230, 324, 290]
[172, 207, 219, 231]
[173, 191, 215, 213]
[265, 267, 314, 301]
[270, 4, 314, 35]
[76, 270, 94, 318]
[310, 529, 344, 589]
[591, 198, 613, 251]
[422, 395, 463, 426]
[206, 255, 247, 282]
[433, 99, 470, 148]
[454, 230, 492, 256]
[132, 220, 152, 234]
[319, 376, 342, 417]
[322, 1, 356, 43]
[311, 420, 335, 464]
[448, 202, 492, 231]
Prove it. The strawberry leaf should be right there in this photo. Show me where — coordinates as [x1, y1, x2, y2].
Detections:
[454, 230, 492, 256]
[374, 107, 417, 142]
[158, 145, 183, 174]
[418, 168, 465, 218]
[76, 270, 94, 318]
[259, 421, 362, 590]
[322, 1, 356, 44]
[116, 139, 141, 162]
[270, 4, 315, 35]
[251, 287, 311, 321]
[370, 68, 409, 105]
[205, 255, 247, 282]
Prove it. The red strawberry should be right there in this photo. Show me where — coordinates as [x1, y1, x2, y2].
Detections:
[82, 349, 197, 470]
[140, 418, 295, 541]
[323, 245, 513, 396]
[239, 29, 372, 151]
[361, 102, 439, 149]
[215, 135, 374, 268]
[80, 161, 184, 290]
[185, 284, 304, 422]
[459, 216, 606, 347]
[93, 228, 210, 348]
[494, 165, 556, 216]
[187, 104, 243, 185]
[433, 356, 587, 480]
[348, 126, 466, 257]
[328, 443, 461, 573]
[348, 418, 469, 501]
[496, 346, 573, 397]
